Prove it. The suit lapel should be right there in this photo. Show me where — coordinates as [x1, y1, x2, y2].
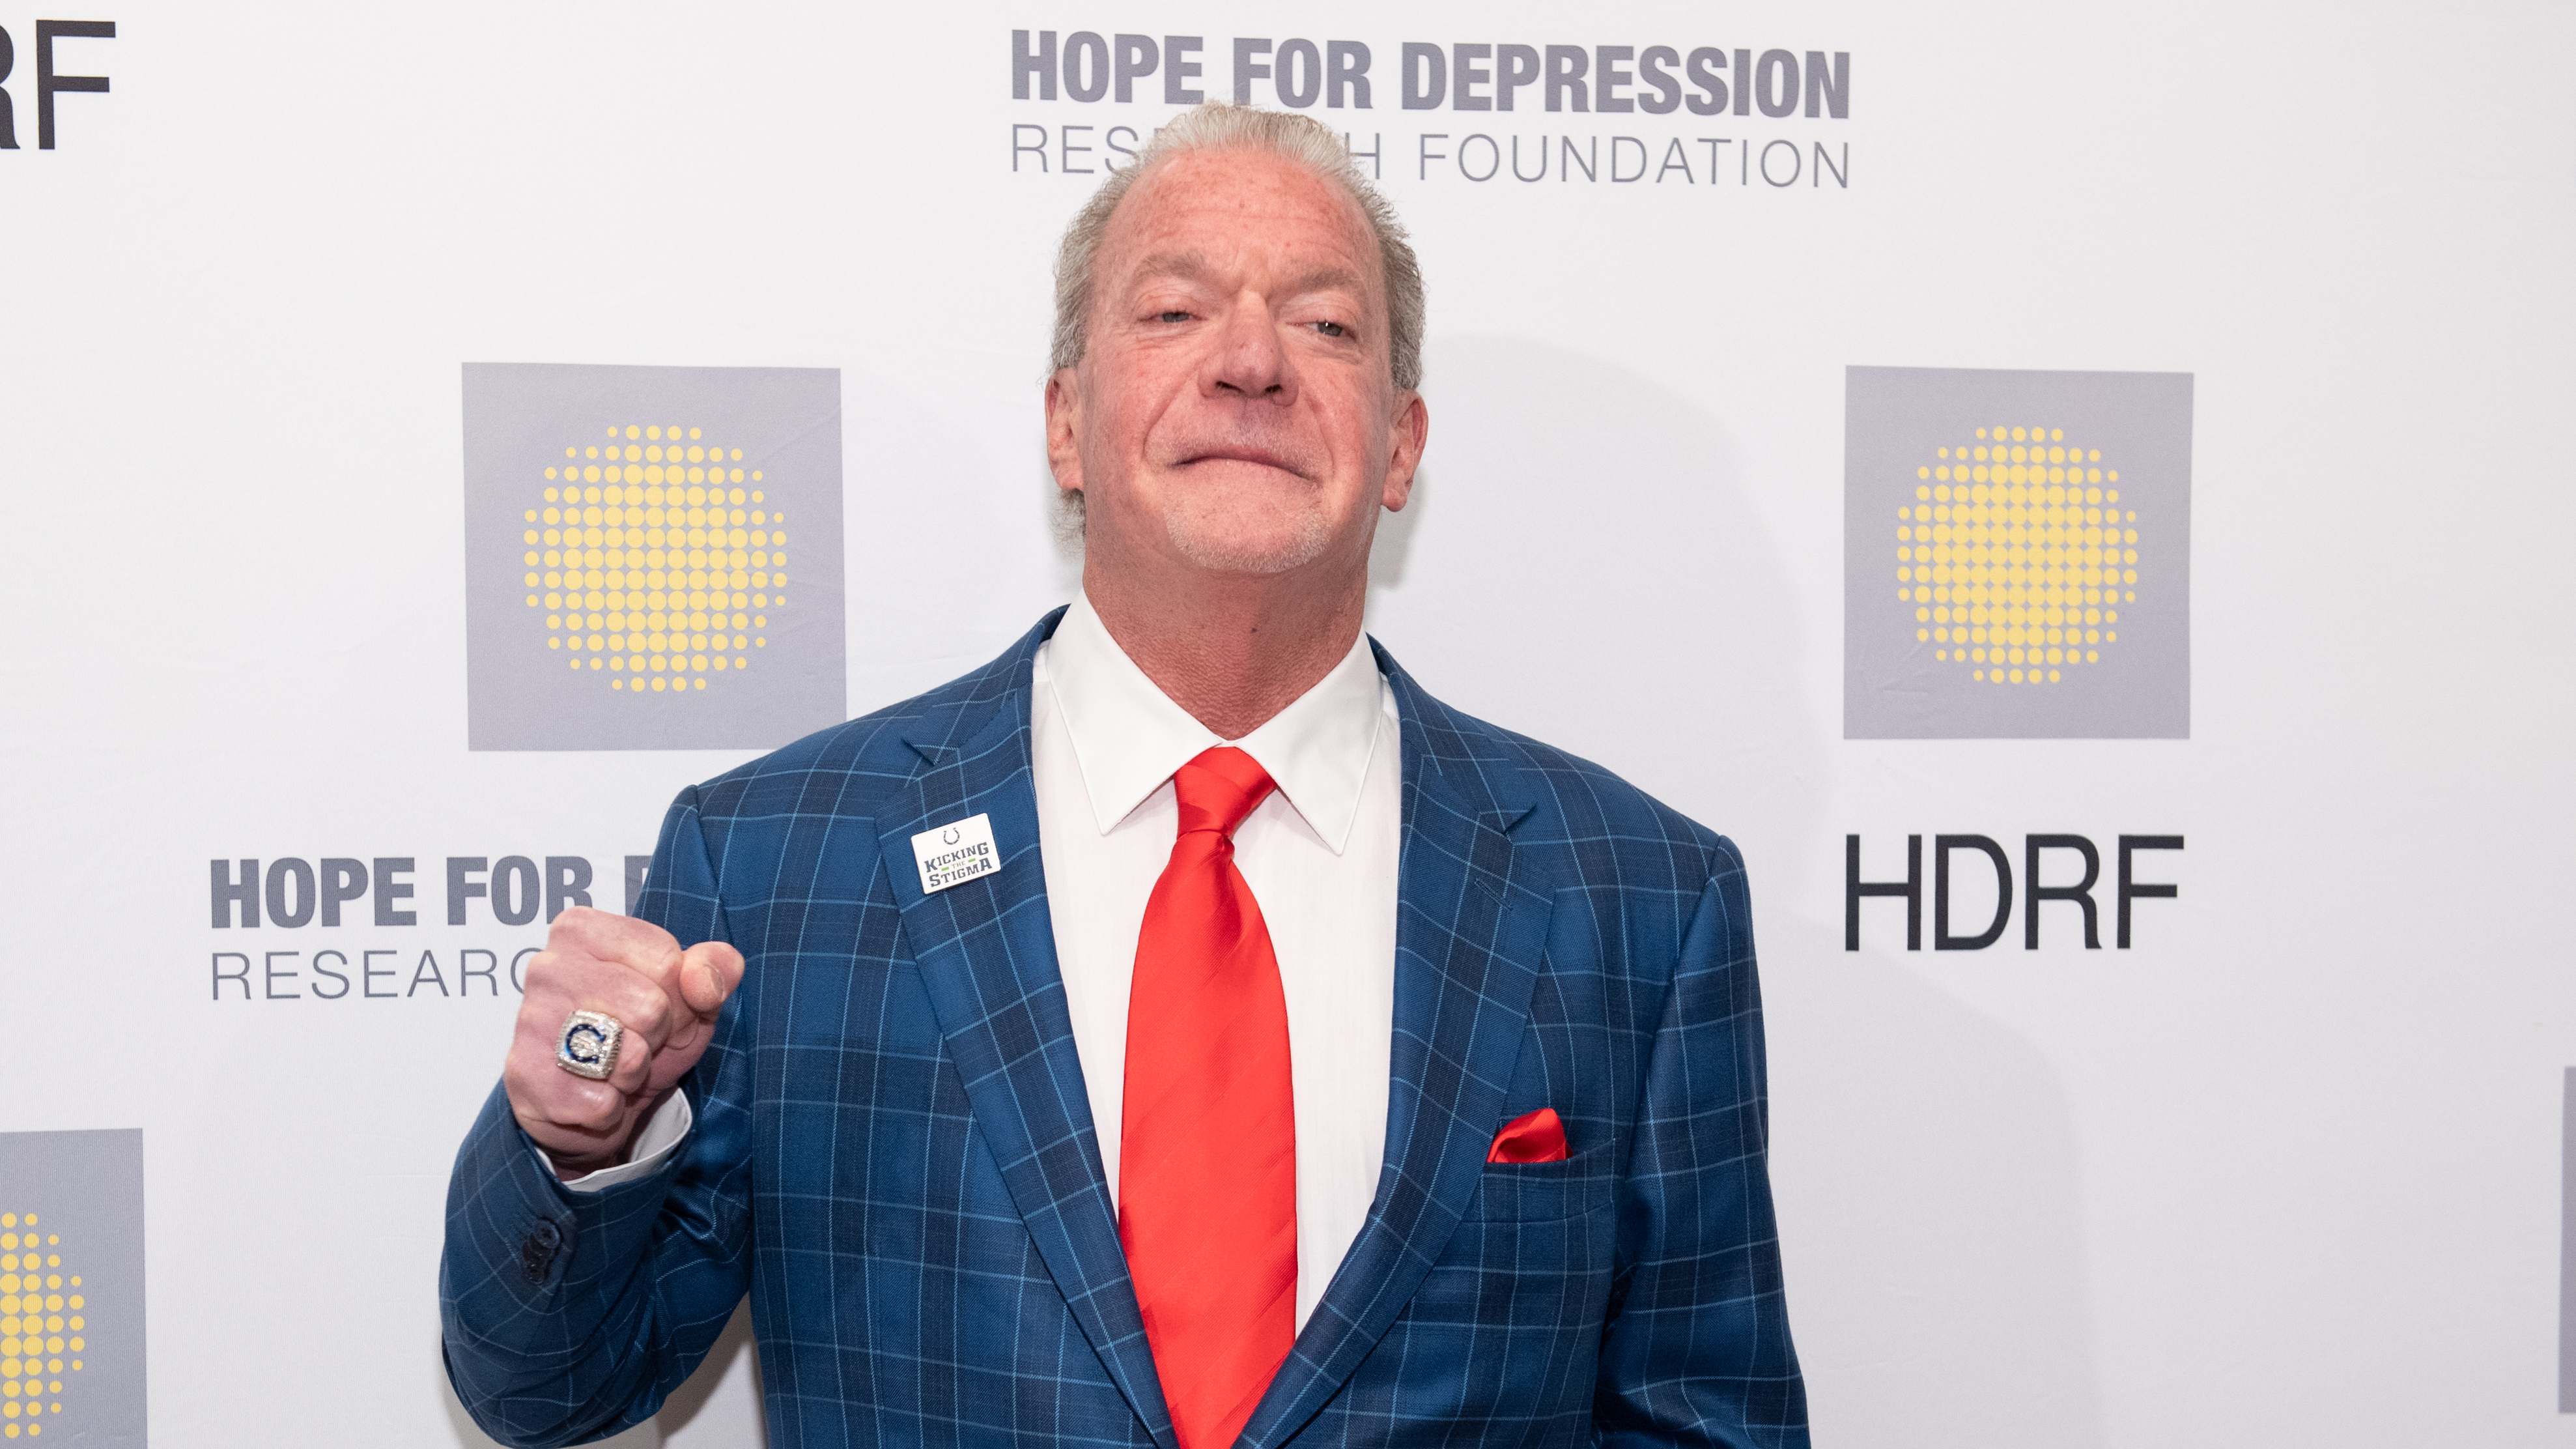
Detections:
[1240, 651, 1556, 1449]
[874, 616, 1177, 1449]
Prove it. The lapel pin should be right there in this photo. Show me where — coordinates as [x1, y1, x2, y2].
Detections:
[911, 812, 1001, 895]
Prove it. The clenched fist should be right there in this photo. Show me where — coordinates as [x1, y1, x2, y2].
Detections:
[503, 906, 746, 1179]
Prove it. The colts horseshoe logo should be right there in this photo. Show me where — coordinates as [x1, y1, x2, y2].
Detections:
[912, 813, 999, 897]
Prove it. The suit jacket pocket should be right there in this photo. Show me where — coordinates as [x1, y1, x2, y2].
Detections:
[1471, 1148, 1615, 1224]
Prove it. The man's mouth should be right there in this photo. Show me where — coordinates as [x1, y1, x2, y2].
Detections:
[1174, 446, 1310, 480]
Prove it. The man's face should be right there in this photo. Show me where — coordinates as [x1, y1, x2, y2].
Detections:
[1045, 148, 1427, 581]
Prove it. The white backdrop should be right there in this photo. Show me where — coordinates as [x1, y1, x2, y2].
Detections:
[3, 2, 2573, 1444]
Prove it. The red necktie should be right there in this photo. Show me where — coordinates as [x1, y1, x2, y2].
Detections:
[1120, 746, 1297, 1449]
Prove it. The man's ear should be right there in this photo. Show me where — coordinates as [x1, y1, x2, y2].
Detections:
[1381, 389, 1429, 511]
[1045, 368, 1085, 496]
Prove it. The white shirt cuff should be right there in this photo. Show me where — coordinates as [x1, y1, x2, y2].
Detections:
[550, 1090, 694, 1193]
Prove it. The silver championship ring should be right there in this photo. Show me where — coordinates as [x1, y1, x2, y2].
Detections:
[556, 1009, 623, 1080]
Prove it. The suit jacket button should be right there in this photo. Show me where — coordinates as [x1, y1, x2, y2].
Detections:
[520, 1220, 563, 1284]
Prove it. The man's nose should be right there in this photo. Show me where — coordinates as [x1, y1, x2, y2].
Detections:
[1205, 293, 1297, 406]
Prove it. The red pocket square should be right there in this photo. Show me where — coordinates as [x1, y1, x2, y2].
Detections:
[1487, 1107, 1568, 1164]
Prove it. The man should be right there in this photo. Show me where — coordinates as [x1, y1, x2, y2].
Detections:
[442, 103, 1806, 1449]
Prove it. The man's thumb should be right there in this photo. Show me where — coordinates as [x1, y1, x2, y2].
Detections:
[678, 943, 742, 1016]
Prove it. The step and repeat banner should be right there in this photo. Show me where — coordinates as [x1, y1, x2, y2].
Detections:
[1, 3, 2569, 1445]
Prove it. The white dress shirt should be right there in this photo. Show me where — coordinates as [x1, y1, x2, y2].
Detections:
[569, 596, 1402, 1334]
[1034, 594, 1400, 1332]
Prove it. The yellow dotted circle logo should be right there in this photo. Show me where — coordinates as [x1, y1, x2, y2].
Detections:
[0, 1212, 87, 1440]
[518, 423, 784, 696]
[1895, 423, 2143, 686]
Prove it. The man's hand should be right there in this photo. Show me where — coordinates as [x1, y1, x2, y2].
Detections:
[502, 906, 746, 1179]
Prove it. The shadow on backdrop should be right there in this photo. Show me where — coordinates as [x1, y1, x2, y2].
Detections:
[1788, 947, 2106, 1447]
[1360, 334, 1812, 842]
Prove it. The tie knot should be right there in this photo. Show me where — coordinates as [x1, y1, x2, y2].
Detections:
[1172, 747, 1276, 839]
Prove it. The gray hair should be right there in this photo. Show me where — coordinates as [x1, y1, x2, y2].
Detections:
[1048, 102, 1424, 394]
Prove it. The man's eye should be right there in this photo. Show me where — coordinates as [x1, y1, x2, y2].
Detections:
[1157, 310, 1191, 323]
[1312, 321, 1348, 338]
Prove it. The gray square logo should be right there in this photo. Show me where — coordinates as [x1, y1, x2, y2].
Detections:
[0, 1128, 147, 1444]
[464, 363, 846, 751]
[1843, 366, 2193, 739]
[2562, 1068, 2576, 1412]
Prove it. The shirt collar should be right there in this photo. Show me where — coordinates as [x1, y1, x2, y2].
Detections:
[1035, 592, 1387, 855]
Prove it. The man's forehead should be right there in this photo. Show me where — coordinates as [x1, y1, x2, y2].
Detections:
[1104, 151, 1377, 283]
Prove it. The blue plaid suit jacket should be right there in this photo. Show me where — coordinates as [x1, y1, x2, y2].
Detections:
[441, 610, 1807, 1448]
